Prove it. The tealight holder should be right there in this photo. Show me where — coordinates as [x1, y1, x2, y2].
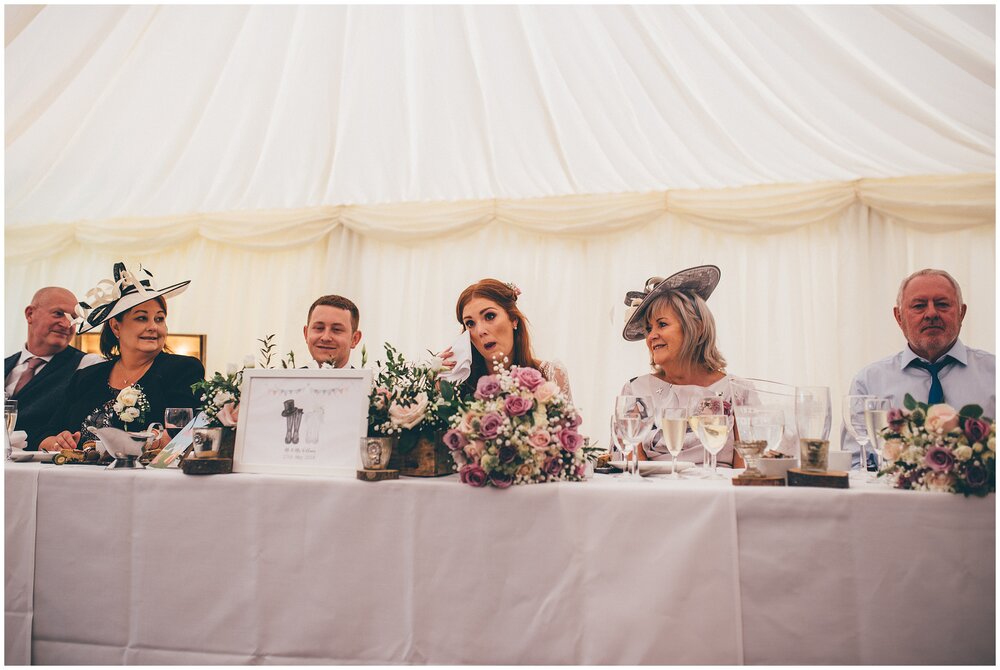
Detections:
[800, 438, 829, 472]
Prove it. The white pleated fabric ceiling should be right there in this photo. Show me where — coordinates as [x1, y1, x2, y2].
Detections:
[4, 5, 995, 438]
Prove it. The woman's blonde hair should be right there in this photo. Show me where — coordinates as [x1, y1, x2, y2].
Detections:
[644, 291, 727, 373]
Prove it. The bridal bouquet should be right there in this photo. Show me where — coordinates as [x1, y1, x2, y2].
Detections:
[878, 394, 995, 496]
[443, 360, 587, 488]
[367, 343, 455, 453]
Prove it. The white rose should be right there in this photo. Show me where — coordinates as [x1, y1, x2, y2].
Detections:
[123, 407, 140, 422]
[118, 387, 140, 407]
[214, 391, 233, 406]
[954, 445, 973, 461]
[113, 402, 124, 414]
[388, 392, 429, 430]
[988, 436, 996, 453]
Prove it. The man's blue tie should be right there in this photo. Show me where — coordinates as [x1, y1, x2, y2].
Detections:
[908, 356, 953, 405]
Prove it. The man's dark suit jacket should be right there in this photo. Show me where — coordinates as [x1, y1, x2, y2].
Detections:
[4, 346, 88, 444]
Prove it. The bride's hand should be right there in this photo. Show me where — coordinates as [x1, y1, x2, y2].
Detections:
[437, 347, 456, 371]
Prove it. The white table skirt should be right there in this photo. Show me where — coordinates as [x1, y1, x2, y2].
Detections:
[5, 463, 995, 665]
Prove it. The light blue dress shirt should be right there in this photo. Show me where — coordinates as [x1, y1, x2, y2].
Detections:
[841, 339, 996, 468]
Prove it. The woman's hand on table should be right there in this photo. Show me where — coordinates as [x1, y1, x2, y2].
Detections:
[40, 431, 80, 452]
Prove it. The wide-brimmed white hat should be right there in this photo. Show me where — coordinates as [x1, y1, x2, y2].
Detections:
[622, 265, 721, 341]
[75, 262, 190, 334]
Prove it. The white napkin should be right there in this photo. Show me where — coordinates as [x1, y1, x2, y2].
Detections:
[438, 330, 472, 384]
[8, 430, 26, 450]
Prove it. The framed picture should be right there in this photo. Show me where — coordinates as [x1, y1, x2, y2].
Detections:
[148, 412, 209, 468]
[232, 368, 372, 476]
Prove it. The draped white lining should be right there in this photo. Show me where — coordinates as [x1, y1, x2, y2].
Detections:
[4, 5, 995, 440]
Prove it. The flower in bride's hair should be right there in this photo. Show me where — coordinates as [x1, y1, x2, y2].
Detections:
[505, 282, 522, 298]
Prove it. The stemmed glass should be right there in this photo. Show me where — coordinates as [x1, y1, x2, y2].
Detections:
[608, 416, 627, 478]
[164, 408, 194, 440]
[653, 406, 688, 479]
[614, 395, 654, 479]
[863, 397, 892, 476]
[843, 394, 876, 477]
[734, 407, 784, 477]
[5, 397, 17, 461]
[689, 394, 732, 479]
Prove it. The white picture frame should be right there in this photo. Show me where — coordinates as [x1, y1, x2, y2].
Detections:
[232, 368, 372, 476]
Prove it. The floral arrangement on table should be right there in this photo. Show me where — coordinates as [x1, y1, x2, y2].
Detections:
[367, 343, 456, 453]
[111, 384, 150, 428]
[191, 371, 242, 427]
[878, 394, 995, 496]
[442, 359, 590, 488]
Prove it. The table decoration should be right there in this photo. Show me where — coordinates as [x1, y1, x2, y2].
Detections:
[877, 394, 995, 496]
[443, 358, 591, 488]
[366, 343, 456, 476]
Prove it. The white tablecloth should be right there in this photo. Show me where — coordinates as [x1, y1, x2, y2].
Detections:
[5, 464, 994, 664]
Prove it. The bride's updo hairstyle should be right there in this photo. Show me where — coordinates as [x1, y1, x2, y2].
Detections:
[455, 278, 541, 392]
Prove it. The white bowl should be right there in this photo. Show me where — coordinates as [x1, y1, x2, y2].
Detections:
[827, 450, 852, 472]
[759, 457, 797, 478]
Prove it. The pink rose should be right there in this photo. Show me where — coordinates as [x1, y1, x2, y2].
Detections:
[217, 402, 240, 427]
[478, 412, 503, 440]
[543, 455, 563, 477]
[528, 430, 551, 450]
[497, 444, 517, 464]
[882, 438, 903, 462]
[924, 471, 956, 492]
[458, 411, 477, 434]
[966, 463, 988, 489]
[504, 395, 534, 417]
[575, 463, 587, 478]
[451, 450, 468, 467]
[533, 381, 559, 404]
[442, 428, 468, 451]
[566, 412, 583, 429]
[558, 428, 583, 452]
[475, 376, 502, 399]
[489, 471, 514, 488]
[964, 417, 991, 444]
[459, 464, 488, 487]
[924, 445, 955, 472]
[925, 404, 960, 433]
[463, 440, 485, 461]
[511, 367, 545, 391]
[886, 408, 906, 432]
[517, 463, 532, 478]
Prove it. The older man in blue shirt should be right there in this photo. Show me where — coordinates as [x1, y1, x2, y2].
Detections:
[843, 269, 996, 469]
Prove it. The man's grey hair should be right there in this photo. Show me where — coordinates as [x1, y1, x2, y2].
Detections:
[896, 269, 964, 309]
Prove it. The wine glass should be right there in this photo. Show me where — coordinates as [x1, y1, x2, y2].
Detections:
[843, 394, 876, 476]
[164, 408, 194, 440]
[654, 406, 688, 479]
[608, 415, 626, 478]
[614, 395, 654, 479]
[863, 397, 892, 476]
[689, 394, 732, 479]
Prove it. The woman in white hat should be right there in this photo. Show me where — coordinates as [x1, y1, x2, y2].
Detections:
[619, 265, 742, 468]
[34, 263, 204, 452]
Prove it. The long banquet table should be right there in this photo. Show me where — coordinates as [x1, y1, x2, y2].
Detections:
[5, 463, 995, 665]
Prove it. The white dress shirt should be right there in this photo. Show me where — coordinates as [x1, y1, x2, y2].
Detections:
[841, 339, 996, 468]
[4, 347, 104, 395]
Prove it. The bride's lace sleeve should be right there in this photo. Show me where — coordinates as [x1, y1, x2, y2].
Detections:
[540, 360, 573, 403]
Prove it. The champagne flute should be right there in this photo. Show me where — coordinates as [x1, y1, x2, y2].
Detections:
[164, 408, 194, 439]
[690, 395, 732, 479]
[843, 394, 876, 475]
[5, 399, 18, 436]
[654, 406, 688, 479]
[608, 415, 626, 477]
[863, 397, 892, 476]
[614, 395, 653, 479]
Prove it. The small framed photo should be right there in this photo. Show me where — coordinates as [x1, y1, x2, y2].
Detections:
[148, 412, 209, 468]
[232, 368, 372, 476]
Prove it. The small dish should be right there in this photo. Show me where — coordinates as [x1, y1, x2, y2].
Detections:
[759, 457, 796, 478]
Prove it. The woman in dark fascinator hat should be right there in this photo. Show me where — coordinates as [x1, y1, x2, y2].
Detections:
[33, 262, 204, 452]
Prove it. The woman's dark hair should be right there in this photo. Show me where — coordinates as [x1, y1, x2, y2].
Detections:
[455, 278, 540, 395]
[99, 296, 168, 360]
